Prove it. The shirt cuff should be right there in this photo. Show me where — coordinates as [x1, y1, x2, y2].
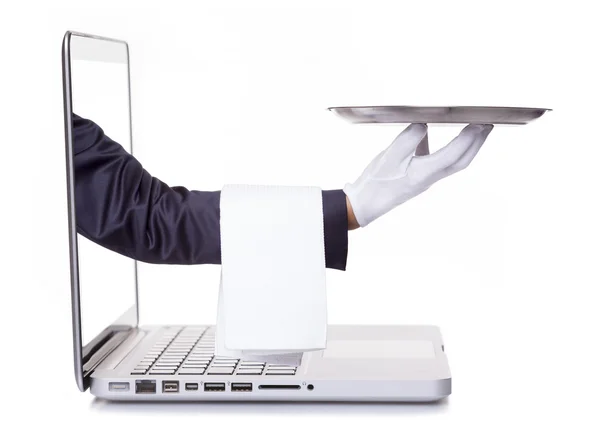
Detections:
[322, 189, 349, 271]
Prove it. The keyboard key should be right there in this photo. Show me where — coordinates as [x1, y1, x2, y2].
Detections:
[266, 366, 296, 370]
[131, 371, 146, 375]
[207, 367, 235, 375]
[149, 370, 175, 375]
[265, 370, 296, 375]
[178, 368, 206, 375]
[236, 369, 262, 375]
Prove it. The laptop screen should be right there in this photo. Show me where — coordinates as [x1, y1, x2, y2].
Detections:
[64, 33, 138, 388]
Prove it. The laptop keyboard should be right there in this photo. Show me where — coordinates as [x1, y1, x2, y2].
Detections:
[130, 326, 298, 376]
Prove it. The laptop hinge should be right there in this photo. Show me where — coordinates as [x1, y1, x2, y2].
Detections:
[82, 328, 135, 383]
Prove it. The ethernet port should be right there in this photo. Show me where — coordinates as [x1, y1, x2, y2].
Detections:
[135, 380, 156, 394]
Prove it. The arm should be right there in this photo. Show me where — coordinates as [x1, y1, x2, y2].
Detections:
[72, 114, 349, 269]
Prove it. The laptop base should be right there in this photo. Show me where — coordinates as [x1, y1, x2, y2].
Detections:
[90, 324, 451, 402]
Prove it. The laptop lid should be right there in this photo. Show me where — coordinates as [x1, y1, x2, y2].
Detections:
[62, 31, 139, 391]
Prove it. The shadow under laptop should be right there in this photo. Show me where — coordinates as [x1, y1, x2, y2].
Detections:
[89, 398, 449, 416]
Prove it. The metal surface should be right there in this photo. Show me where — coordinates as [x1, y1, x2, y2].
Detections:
[62, 30, 84, 392]
[328, 105, 551, 125]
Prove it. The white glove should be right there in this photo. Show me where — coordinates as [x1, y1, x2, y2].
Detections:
[344, 123, 493, 227]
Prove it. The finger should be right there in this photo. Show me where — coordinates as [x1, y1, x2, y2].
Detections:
[384, 123, 428, 158]
[414, 132, 430, 156]
[411, 124, 490, 175]
[377, 123, 428, 172]
[445, 124, 493, 175]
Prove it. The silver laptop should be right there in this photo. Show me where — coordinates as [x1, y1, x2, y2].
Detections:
[62, 31, 451, 402]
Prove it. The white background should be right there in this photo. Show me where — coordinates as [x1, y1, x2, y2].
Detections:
[2, 0, 599, 429]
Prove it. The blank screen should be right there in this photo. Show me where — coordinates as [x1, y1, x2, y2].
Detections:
[69, 35, 137, 347]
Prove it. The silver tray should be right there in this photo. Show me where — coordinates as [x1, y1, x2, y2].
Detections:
[328, 106, 550, 125]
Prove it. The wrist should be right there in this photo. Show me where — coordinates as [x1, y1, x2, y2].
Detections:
[346, 195, 360, 230]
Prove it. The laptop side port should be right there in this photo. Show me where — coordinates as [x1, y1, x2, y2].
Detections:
[109, 382, 130, 392]
[204, 382, 226, 392]
[135, 380, 157, 394]
[231, 382, 252, 392]
[185, 382, 199, 391]
[258, 385, 301, 390]
[162, 381, 179, 393]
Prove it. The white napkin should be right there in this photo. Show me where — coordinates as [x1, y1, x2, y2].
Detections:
[216, 184, 327, 359]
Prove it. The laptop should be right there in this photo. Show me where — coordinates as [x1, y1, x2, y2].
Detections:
[62, 31, 451, 402]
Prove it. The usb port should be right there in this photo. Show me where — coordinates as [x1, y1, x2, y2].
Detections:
[135, 380, 156, 394]
[162, 381, 179, 393]
[204, 382, 226, 392]
[231, 383, 252, 392]
[185, 382, 199, 391]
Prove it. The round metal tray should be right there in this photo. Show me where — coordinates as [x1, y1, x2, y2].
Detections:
[328, 106, 551, 125]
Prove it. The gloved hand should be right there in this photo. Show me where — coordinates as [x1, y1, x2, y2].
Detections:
[344, 123, 493, 227]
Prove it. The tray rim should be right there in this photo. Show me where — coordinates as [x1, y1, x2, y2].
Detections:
[327, 105, 552, 112]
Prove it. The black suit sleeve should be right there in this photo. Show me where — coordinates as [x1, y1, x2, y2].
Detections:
[72, 114, 348, 270]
